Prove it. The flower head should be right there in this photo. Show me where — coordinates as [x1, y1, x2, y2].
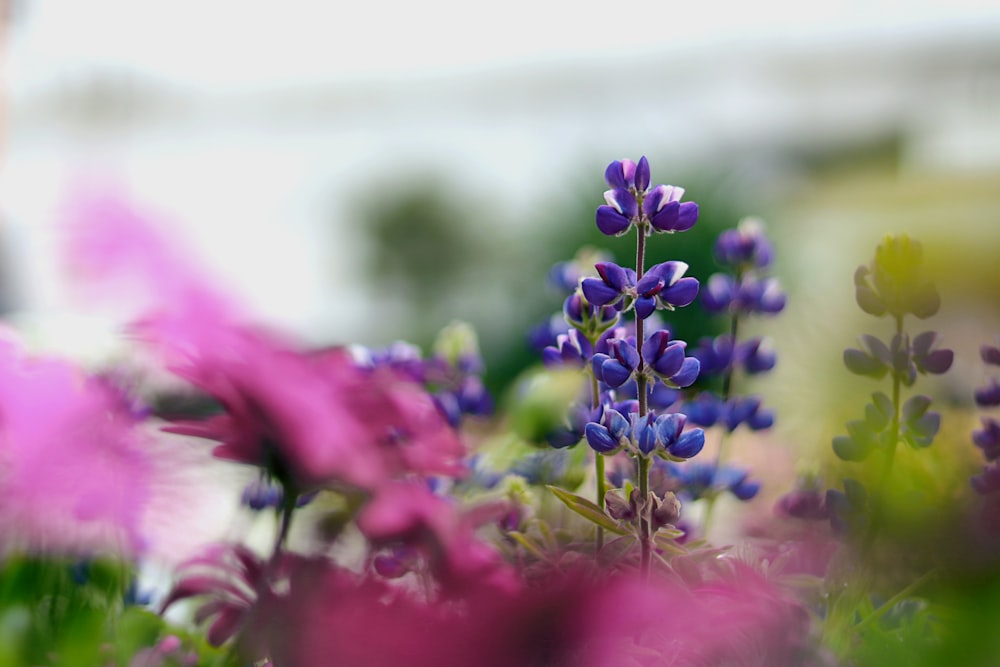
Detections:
[596, 157, 699, 237]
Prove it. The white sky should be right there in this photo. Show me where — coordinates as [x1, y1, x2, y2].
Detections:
[8, 0, 1000, 92]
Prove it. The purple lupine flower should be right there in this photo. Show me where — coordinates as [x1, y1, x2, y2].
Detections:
[526, 315, 569, 353]
[653, 413, 706, 459]
[683, 392, 724, 428]
[591, 338, 640, 388]
[911, 331, 954, 375]
[659, 461, 760, 502]
[584, 406, 631, 454]
[740, 337, 777, 374]
[542, 329, 594, 367]
[642, 330, 701, 388]
[775, 488, 829, 520]
[581, 262, 635, 310]
[596, 157, 699, 236]
[691, 335, 735, 376]
[714, 217, 774, 269]
[976, 378, 1000, 408]
[723, 396, 775, 432]
[735, 276, 786, 314]
[982, 342, 1000, 366]
[972, 461, 1000, 495]
[974, 418, 1000, 461]
[631, 413, 705, 458]
[634, 261, 700, 319]
[843, 334, 892, 379]
[701, 274, 736, 314]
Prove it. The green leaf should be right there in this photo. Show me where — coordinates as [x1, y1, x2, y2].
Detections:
[598, 536, 637, 566]
[546, 486, 628, 535]
[834, 435, 871, 462]
[507, 531, 550, 562]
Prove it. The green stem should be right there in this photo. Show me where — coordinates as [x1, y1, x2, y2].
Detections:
[701, 314, 741, 536]
[864, 314, 905, 552]
[638, 454, 651, 580]
[270, 492, 297, 569]
[635, 225, 651, 579]
[854, 568, 937, 633]
[592, 367, 606, 552]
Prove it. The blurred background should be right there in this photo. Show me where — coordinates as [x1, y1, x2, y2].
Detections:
[0, 0, 999, 451]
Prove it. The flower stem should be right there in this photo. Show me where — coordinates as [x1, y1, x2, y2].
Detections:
[864, 314, 905, 552]
[592, 372, 606, 553]
[269, 492, 297, 570]
[635, 225, 651, 580]
[638, 454, 651, 580]
[701, 313, 741, 537]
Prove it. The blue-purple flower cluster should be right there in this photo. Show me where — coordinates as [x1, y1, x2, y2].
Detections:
[971, 340, 1000, 530]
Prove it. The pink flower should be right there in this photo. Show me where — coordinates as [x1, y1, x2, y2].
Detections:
[246, 554, 807, 667]
[356, 481, 516, 594]
[149, 323, 465, 492]
[0, 335, 152, 555]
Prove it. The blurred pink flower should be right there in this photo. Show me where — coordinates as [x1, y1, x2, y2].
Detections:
[249, 555, 808, 667]
[356, 481, 516, 594]
[0, 334, 152, 554]
[152, 328, 465, 492]
[63, 187, 465, 493]
[62, 188, 237, 324]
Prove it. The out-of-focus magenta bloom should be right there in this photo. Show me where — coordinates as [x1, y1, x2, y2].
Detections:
[0, 335, 152, 554]
[151, 326, 466, 492]
[356, 481, 517, 594]
[253, 557, 807, 667]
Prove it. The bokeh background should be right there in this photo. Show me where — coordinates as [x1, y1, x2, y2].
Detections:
[1, 0, 999, 481]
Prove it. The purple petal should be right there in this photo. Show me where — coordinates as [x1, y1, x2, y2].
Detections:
[647, 260, 687, 285]
[604, 161, 627, 189]
[844, 349, 887, 378]
[861, 335, 892, 366]
[912, 331, 937, 357]
[732, 479, 761, 501]
[661, 277, 700, 309]
[670, 429, 705, 459]
[636, 273, 666, 297]
[670, 357, 701, 388]
[757, 278, 786, 313]
[596, 205, 632, 236]
[642, 329, 671, 361]
[595, 262, 630, 291]
[634, 297, 657, 320]
[614, 340, 640, 371]
[701, 274, 734, 313]
[581, 277, 621, 306]
[976, 379, 1000, 407]
[607, 409, 630, 440]
[651, 343, 685, 378]
[604, 188, 638, 218]
[920, 348, 953, 374]
[654, 413, 685, 445]
[641, 185, 668, 218]
[648, 200, 681, 232]
[747, 409, 775, 430]
[672, 202, 699, 232]
[634, 156, 650, 192]
[541, 348, 562, 366]
[982, 345, 1000, 367]
[585, 422, 618, 453]
[635, 418, 658, 456]
[601, 359, 632, 388]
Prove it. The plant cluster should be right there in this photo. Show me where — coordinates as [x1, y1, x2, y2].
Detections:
[0, 159, 997, 666]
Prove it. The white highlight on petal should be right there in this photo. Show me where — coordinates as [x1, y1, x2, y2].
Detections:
[603, 189, 623, 213]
